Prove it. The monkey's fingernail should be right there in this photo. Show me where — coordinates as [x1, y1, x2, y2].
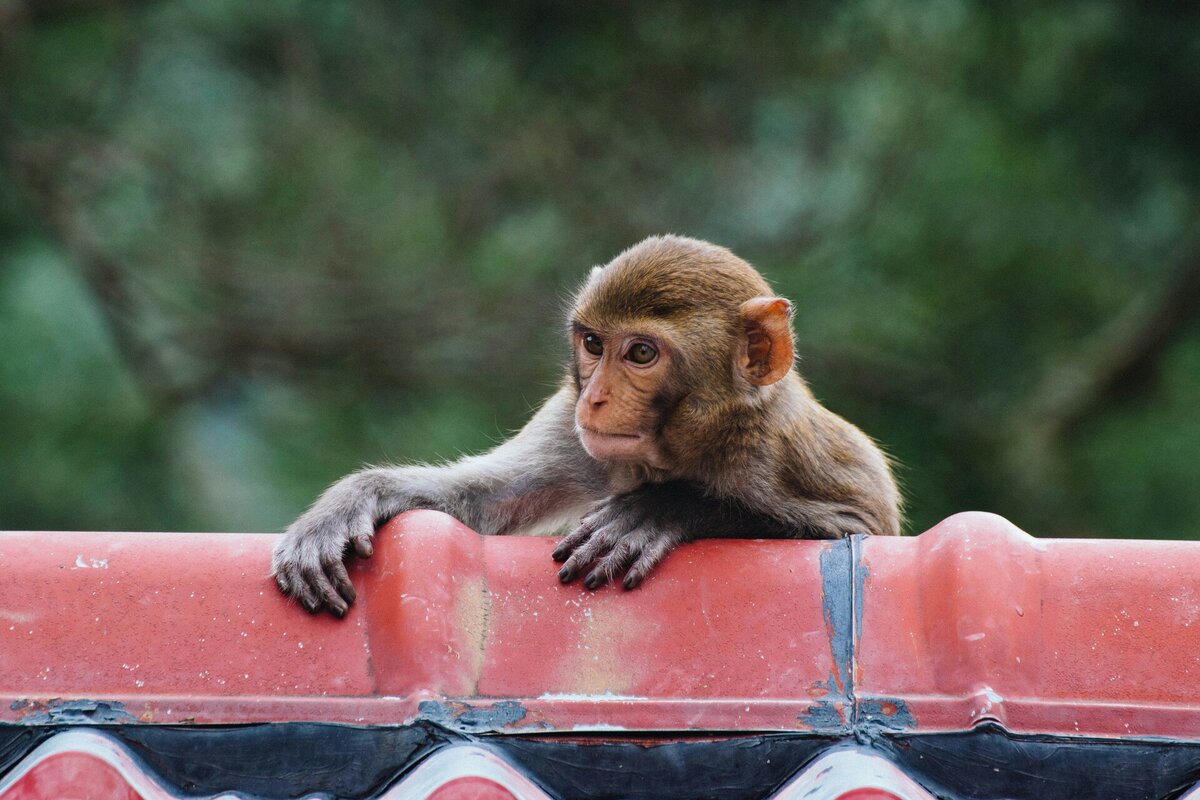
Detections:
[551, 548, 566, 562]
[584, 573, 603, 590]
[558, 566, 573, 583]
[623, 573, 641, 590]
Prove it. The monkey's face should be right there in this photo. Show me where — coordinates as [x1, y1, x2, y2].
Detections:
[571, 324, 674, 469]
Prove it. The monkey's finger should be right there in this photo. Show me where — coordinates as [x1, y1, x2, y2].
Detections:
[583, 570, 609, 590]
[559, 523, 623, 582]
[277, 562, 314, 607]
[552, 524, 594, 562]
[302, 562, 348, 617]
[291, 567, 323, 614]
[317, 563, 350, 617]
[584, 539, 637, 591]
[328, 559, 357, 605]
[557, 555, 582, 583]
[274, 568, 293, 597]
[622, 534, 680, 590]
[557, 534, 596, 582]
[350, 534, 374, 559]
[572, 525, 620, 563]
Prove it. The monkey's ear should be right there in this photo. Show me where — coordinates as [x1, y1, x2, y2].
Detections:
[738, 297, 794, 386]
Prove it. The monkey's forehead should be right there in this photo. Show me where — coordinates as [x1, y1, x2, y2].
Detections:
[577, 236, 775, 319]
[572, 279, 755, 335]
[574, 287, 715, 323]
[572, 270, 748, 328]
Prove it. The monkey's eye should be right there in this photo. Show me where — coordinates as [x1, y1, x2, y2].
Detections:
[626, 342, 658, 365]
[582, 333, 604, 356]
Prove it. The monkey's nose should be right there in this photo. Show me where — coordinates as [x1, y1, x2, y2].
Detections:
[581, 385, 608, 409]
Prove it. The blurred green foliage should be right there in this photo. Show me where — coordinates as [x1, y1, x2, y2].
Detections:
[1, 1, 1198, 538]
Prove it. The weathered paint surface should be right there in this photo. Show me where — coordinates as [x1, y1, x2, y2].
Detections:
[8, 700, 138, 726]
[417, 700, 534, 733]
[2, 510, 1200, 739]
[857, 512, 1200, 738]
[0, 512, 837, 732]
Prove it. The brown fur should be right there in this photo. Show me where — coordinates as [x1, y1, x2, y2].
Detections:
[570, 235, 901, 541]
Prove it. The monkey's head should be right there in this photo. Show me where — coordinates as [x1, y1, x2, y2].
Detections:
[569, 235, 795, 471]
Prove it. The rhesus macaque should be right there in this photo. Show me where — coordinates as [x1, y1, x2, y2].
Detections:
[273, 236, 901, 616]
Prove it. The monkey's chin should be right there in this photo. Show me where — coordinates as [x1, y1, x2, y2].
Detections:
[579, 427, 652, 464]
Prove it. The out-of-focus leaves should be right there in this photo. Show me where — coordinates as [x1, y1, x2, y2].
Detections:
[0, 0, 1197, 538]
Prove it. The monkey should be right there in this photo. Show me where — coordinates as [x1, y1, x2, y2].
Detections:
[271, 235, 901, 616]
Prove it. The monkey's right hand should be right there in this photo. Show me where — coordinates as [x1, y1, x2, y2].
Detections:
[552, 490, 692, 591]
[271, 501, 376, 618]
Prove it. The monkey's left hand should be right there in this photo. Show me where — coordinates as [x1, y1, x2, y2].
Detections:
[552, 485, 694, 590]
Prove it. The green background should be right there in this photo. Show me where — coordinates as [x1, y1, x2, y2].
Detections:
[2, 1, 1198, 539]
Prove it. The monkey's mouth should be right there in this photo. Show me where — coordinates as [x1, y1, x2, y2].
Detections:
[581, 426, 641, 439]
[578, 426, 647, 461]
[579, 425, 643, 443]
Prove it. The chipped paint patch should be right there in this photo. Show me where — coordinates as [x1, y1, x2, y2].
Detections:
[418, 699, 529, 733]
[10, 698, 138, 725]
[798, 697, 849, 732]
[73, 555, 108, 569]
[858, 698, 917, 731]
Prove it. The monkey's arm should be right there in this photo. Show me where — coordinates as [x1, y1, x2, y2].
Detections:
[552, 481, 796, 590]
[272, 386, 602, 615]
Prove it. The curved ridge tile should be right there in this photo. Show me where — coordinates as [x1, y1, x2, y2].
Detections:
[858, 512, 1200, 737]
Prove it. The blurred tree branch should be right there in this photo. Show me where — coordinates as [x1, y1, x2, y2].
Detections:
[1020, 225, 1200, 446]
[1001, 225, 1200, 529]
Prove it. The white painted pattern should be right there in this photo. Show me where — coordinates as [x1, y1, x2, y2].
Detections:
[770, 748, 937, 800]
[0, 729, 239, 800]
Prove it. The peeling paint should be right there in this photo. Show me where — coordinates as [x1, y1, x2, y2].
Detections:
[798, 697, 848, 732]
[808, 540, 856, 736]
[858, 698, 916, 732]
[818, 539, 854, 698]
[11, 698, 138, 725]
[418, 699, 529, 733]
